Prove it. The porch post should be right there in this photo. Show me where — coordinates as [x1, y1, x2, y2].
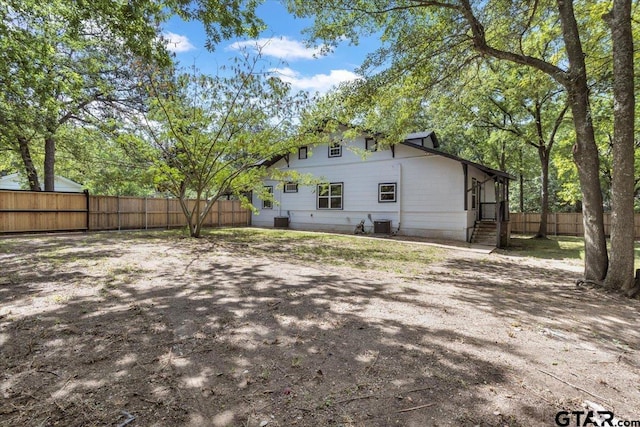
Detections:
[463, 164, 468, 211]
[497, 177, 511, 248]
[495, 179, 501, 247]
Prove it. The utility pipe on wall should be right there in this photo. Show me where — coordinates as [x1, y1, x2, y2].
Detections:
[278, 183, 282, 217]
[396, 162, 402, 234]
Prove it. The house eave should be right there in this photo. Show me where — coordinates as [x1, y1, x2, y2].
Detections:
[399, 140, 515, 181]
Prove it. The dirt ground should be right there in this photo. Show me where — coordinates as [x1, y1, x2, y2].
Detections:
[1, 230, 639, 427]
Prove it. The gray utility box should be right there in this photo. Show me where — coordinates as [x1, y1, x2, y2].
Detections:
[373, 220, 391, 234]
[274, 216, 289, 228]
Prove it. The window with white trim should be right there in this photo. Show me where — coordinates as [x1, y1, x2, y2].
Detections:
[298, 146, 308, 159]
[284, 182, 298, 193]
[328, 142, 342, 157]
[317, 182, 343, 209]
[262, 186, 273, 209]
[378, 183, 397, 202]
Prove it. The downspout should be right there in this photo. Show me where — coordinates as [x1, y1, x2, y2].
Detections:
[396, 163, 402, 234]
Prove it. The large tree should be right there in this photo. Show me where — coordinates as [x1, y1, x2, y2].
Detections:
[287, 0, 636, 292]
[0, 0, 263, 191]
[0, 1, 161, 190]
[415, 62, 571, 236]
[471, 66, 569, 238]
[142, 52, 312, 237]
[603, 0, 636, 293]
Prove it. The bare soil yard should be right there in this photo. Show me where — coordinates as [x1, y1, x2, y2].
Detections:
[1, 229, 639, 427]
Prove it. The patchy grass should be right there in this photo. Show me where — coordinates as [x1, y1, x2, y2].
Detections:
[507, 234, 640, 269]
[2, 229, 640, 426]
[506, 235, 585, 261]
[205, 227, 441, 274]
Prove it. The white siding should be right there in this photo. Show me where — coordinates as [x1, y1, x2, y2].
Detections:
[0, 173, 84, 192]
[252, 136, 493, 242]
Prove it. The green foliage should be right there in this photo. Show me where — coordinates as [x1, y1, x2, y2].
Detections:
[0, 0, 264, 191]
[507, 235, 640, 270]
[287, 0, 640, 215]
[0, 0, 169, 190]
[55, 127, 157, 196]
[141, 51, 313, 237]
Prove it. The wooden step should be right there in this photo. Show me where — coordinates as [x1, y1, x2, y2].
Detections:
[471, 221, 497, 245]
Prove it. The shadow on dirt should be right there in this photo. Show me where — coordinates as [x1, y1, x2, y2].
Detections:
[1, 232, 638, 426]
[437, 257, 639, 359]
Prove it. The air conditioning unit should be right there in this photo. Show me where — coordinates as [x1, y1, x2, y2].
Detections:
[274, 216, 289, 228]
[373, 220, 391, 234]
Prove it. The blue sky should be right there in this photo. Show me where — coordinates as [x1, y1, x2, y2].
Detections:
[161, 1, 377, 94]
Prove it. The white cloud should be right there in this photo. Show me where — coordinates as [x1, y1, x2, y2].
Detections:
[271, 67, 360, 94]
[228, 37, 324, 61]
[163, 32, 196, 53]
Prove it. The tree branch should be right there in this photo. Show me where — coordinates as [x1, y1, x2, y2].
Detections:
[458, 0, 569, 86]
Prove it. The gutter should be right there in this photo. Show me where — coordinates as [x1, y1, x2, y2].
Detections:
[396, 162, 402, 234]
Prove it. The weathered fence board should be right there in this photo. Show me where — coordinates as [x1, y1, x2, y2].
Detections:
[0, 190, 88, 232]
[510, 212, 640, 237]
[1, 190, 251, 234]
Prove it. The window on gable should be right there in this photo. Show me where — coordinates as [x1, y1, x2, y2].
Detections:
[284, 182, 298, 193]
[262, 186, 273, 209]
[298, 146, 308, 159]
[317, 182, 343, 209]
[378, 183, 397, 203]
[365, 137, 377, 152]
[328, 142, 342, 158]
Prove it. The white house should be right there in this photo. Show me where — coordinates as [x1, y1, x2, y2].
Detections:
[0, 173, 84, 192]
[252, 131, 513, 246]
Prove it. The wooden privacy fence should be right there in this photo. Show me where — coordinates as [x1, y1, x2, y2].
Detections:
[510, 212, 640, 237]
[0, 190, 251, 234]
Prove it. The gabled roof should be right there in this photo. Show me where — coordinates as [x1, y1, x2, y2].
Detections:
[260, 153, 288, 168]
[400, 136, 515, 180]
[260, 131, 514, 181]
[403, 131, 440, 148]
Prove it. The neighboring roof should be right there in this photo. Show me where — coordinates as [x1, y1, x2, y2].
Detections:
[260, 131, 514, 180]
[0, 173, 85, 192]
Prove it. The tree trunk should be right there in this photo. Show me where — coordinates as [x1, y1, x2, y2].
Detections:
[192, 191, 202, 237]
[459, 0, 608, 279]
[17, 136, 41, 191]
[567, 90, 608, 281]
[557, 0, 608, 282]
[44, 133, 55, 191]
[604, 0, 635, 292]
[536, 148, 550, 238]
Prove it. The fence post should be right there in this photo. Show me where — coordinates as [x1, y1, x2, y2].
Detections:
[117, 196, 121, 231]
[218, 201, 221, 227]
[144, 197, 148, 230]
[84, 189, 90, 232]
[232, 200, 235, 226]
[166, 197, 170, 230]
